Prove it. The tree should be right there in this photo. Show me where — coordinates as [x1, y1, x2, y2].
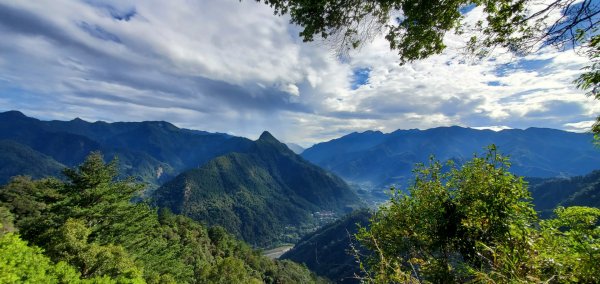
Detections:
[575, 33, 600, 142]
[257, 0, 600, 135]
[47, 218, 144, 282]
[355, 146, 537, 282]
[0, 233, 85, 284]
[0, 206, 15, 234]
[535, 206, 600, 283]
[1, 153, 327, 283]
[354, 147, 600, 282]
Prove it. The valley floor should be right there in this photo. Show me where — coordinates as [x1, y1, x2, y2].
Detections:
[263, 245, 294, 259]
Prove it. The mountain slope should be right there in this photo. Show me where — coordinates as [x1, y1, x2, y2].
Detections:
[0, 140, 65, 184]
[530, 170, 600, 217]
[303, 127, 600, 192]
[281, 209, 372, 283]
[153, 131, 362, 247]
[0, 154, 326, 283]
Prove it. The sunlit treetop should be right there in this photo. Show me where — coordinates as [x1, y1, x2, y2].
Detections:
[258, 0, 598, 61]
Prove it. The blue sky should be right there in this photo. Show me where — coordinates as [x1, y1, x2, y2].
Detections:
[0, 0, 598, 145]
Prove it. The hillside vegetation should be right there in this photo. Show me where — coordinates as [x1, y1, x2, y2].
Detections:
[0, 140, 65, 184]
[530, 170, 600, 218]
[284, 148, 600, 283]
[0, 153, 325, 283]
[154, 132, 361, 247]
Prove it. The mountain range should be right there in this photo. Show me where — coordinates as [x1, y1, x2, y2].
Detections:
[0, 110, 253, 188]
[0, 111, 364, 247]
[302, 127, 600, 196]
[2, 111, 600, 244]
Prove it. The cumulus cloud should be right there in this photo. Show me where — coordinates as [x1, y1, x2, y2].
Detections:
[0, 0, 597, 146]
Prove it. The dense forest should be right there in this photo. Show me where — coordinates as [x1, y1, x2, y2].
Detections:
[0, 153, 325, 283]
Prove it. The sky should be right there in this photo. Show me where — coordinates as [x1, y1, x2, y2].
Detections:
[0, 0, 598, 146]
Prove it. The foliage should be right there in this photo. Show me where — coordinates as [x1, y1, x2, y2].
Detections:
[259, 0, 598, 60]
[0, 206, 15, 234]
[0, 233, 91, 284]
[575, 33, 600, 139]
[356, 146, 600, 283]
[47, 218, 144, 282]
[0, 152, 325, 283]
[535, 206, 600, 283]
[259, 0, 513, 62]
[0, 175, 63, 242]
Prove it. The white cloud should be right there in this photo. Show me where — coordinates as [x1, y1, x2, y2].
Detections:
[472, 126, 513, 131]
[564, 120, 597, 132]
[0, 0, 597, 145]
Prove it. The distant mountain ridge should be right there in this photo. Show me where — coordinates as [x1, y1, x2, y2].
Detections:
[0, 110, 253, 187]
[153, 131, 362, 247]
[302, 126, 600, 193]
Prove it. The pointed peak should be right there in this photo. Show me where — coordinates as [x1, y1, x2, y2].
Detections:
[71, 117, 86, 123]
[258, 131, 278, 142]
[256, 131, 293, 153]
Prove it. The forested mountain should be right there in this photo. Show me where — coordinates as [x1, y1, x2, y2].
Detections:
[0, 140, 65, 184]
[302, 127, 600, 192]
[0, 111, 253, 188]
[281, 209, 372, 283]
[0, 154, 326, 283]
[530, 170, 600, 217]
[153, 131, 362, 247]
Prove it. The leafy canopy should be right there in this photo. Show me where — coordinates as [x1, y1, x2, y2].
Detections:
[356, 146, 600, 283]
